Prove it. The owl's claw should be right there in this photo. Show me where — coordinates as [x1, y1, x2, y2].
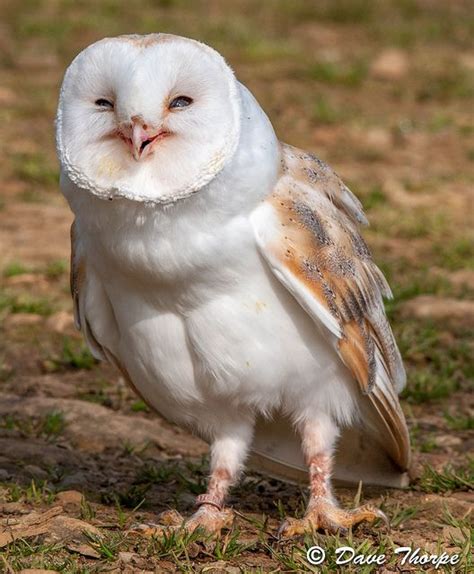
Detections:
[128, 505, 234, 538]
[278, 500, 389, 538]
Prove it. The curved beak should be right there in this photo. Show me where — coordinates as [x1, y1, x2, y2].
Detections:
[120, 120, 170, 161]
[131, 123, 153, 161]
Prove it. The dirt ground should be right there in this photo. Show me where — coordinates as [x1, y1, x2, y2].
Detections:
[0, 1, 472, 572]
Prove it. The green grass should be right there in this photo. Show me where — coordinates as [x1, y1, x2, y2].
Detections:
[102, 483, 149, 509]
[312, 95, 346, 125]
[78, 386, 113, 408]
[41, 410, 66, 438]
[416, 66, 474, 102]
[45, 337, 96, 371]
[388, 504, 419, 528]
[11, 152, 59, 187]
[435, 237, 474, 270]
[419, 461, 474, 493]
[44, 259, 68, 280]
[0, 410, 66, 441]
[3, 261, 31, 278]
[403, 370, 459, 404]
[0, 540, 72, 573]
[84, 531, 125, 561]
[135, 461, 181, 485]
[17, 189, 48, 203]
[3, 479, 55, 505]
[307, 60, 367, 87]
[131, 399, 150, 413]
[0, 290, 54, 316]
[359, 185, 387, 211]
[394, 321, 472, 403]
[444, 412, 474, 431]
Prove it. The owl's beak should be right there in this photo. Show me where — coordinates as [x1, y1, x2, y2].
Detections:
[131, 123, 155, 161]
[120, 120, 169, 161]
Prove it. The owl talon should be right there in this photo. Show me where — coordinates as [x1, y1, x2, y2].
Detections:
[158, 509, 186, 527]
[128, 505, 233, 538]
[278, 501, 389, 538]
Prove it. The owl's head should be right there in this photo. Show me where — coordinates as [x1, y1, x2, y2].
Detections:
[56, 34, 241, 204]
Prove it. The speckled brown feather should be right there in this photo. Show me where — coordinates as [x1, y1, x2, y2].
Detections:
[268, 144, 404, 393]
[254, 143, 410, 469]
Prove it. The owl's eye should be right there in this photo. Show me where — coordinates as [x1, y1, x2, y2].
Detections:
[95, 98, 114, 110]
[169, 96, 193, 110]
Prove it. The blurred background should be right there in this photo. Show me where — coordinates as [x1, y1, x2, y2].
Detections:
[0, 1, 472, 571]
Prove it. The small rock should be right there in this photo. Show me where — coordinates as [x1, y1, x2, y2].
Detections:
[46, 515, 101, 544]
[442, 525, 466, 541]
[58, 472, 89, 490]
[401, 296, 474, 328]
[0, 469, 10, 481]
[45, 311, 75, 334]
[24, 464, 48, 480]
[16, 49, 59, 69]
[4, 313, 43, 328]
[370, 49, 409, 81]
[364, 128, 392, 152]
[459, 52, 474, 71]
[421, 494, 472, 517]
[19, 570, 60, 574]
[66, 541, 101, 559]
[5, 274, 49, 289]
[200, 563, 240, 574]
[55, 490, 84, 508]
[0, 86, 15, 105]
[434, 435, 462, 448]
[5, 273, 37, 286]
[118, 551, 137, 564]
[449, 269, 474, 291]
[0, 502, 29, 514]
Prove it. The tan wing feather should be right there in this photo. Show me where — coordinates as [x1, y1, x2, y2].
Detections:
[252, 143, 410, 470]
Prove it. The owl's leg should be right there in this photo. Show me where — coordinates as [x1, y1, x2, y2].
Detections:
[131, 423, 252, 537]
[278, 414, 388, 537]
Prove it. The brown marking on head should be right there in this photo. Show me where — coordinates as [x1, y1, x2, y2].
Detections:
[117, 33, 178, 48]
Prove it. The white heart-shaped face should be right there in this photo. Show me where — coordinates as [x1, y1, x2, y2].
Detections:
[56, 34, 241, 204]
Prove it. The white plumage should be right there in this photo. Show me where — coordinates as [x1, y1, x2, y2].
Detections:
[57, 33, 410, 536]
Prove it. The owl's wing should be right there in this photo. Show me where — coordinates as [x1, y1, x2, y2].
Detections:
[70, 220, 107, 361]
[71, 220, 150, 402]
[250, 143, 410, 480]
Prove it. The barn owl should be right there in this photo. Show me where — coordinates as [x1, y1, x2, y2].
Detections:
[56, 33, 410, 537]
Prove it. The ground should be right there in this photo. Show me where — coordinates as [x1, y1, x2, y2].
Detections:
[0, 1, 472, 572]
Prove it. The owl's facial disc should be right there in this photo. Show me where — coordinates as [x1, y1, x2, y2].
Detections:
[56, 34, 241, 204]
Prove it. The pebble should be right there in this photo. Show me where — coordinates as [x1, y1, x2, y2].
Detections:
[24, 464, 48, 480]
[45, 311, 75, 334]
[401, 296, 474, 328]
[4, 313, 43, 328]
[370, 49, 409, 80]
[55, 490, 84, 508]
[0, 469, 10, 481]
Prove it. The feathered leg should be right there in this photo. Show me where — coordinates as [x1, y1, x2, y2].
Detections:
[278, 414, 388, 537]
[131, 423, 252, 537]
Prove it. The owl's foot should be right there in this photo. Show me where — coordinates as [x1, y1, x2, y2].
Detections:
[129, 505, 234, 538]
[278, 498, 388, 538]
